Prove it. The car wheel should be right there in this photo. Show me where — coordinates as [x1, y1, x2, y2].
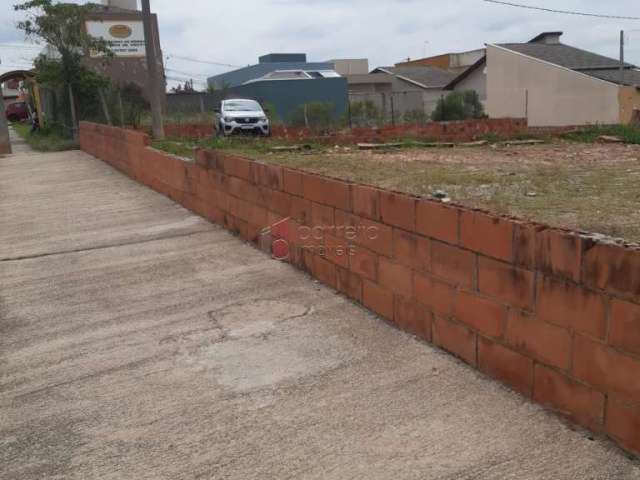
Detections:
[7, 115, 19, 123]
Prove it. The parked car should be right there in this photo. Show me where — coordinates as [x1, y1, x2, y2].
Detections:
[5, 101, 30, 123]
[214, 99, 270, 137]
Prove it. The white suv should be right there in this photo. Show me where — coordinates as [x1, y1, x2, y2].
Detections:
[215, 99, 270, 137]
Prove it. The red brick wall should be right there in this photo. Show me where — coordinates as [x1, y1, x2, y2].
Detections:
[80, 121, 640, 457]
[162, 118, 529, 143]
[273, 118, 529, 144]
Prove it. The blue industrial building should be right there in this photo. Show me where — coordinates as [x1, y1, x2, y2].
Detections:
[207, 53, 348, 124]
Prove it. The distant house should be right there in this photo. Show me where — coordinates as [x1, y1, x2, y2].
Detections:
[348, 66, 458, 120]
[395, 49, 486, 74]
[446, 32, 640, 126]
[206, 53, 348, 123]
[1, 78, 21, 106]
[327, 59, 369, 76]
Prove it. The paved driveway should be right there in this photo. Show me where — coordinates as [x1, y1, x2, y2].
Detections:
[1, 149, 639, 479]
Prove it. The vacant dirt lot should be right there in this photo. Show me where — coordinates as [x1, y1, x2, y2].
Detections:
[252, 141, 640, 243]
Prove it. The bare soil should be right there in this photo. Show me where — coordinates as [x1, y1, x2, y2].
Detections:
[253, 141, 640, 242]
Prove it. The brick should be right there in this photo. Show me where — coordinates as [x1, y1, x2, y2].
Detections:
[352, 185, 381, 220]
[535, 229, 583, 282]
[248, 205, 268, 228]
[513, 222, 540, 269]
[221, 154, 254, 182]
[226, 176, 261, 204]
[213, 190, 230, 213]
[431, 241, 475, 288]
[393, 229, 430, 272]
[363, 280, 394, 320]
[506, 310, 571, 370]
[583, 242, 640, 299]
[433, 317, 477, 366]
[208, 169, 227, 191]
[262, 188, 293, 218]
[311, 202, 335, 230]
[290, 196, 312, 224]
[378, 257, 413, 297]
[478, 337, 534, 396]
[227, 196, 251, 222]
[283, 168, 304, 196]
[254, 163, 284, 190]
[478, 257, 534, 310]
[606, 397, 640, 455]
[225, 214, 248, 239]
[610, 299, 640, 356]
[454, 290, 507, 339]
[312, 255, 338, 289]
[573, 335, 640, 403]
[537, 276, 606, 339]
[195, 149, 218, 169]
[349, 246, 378, 281]
[336, 267, 363, 302]
[460, 211, 513, 262]
[415, 201, 459, 244]
[533, 364, 605, 431]
[414, 273, 456, 316]
[335, 210, 393, 257]
[322, 233, 350, 269]
[247, 223, 263, 244]
[395, 296, 432, 342]
[379, 191, 416, 231]
[302, 174, 351, 210]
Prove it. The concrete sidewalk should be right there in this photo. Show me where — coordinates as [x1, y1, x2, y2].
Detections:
[1, 149, 639, 479]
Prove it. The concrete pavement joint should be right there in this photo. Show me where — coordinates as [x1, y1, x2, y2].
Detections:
[0, 228, 215, 263]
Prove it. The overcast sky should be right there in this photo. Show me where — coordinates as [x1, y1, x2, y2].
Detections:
[2, 0, 640, 89]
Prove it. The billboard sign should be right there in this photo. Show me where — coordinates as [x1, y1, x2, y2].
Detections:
[86, 20, 146, 57]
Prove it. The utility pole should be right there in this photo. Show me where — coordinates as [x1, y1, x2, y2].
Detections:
[141, 0, 165, 139]
[620, 30, 625, 86]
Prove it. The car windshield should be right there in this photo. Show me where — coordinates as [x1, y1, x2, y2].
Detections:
[224, 100, 261, 112]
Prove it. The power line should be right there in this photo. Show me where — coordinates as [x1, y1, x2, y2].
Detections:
[483, 0, 640, 20]
[166, 54, 241, 68]
[165, 67, 208, 79]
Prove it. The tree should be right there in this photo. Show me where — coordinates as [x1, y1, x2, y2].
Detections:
[14, 0, 112, 136]
[431, 90, 485, 122]
[171, 79, 196, 94]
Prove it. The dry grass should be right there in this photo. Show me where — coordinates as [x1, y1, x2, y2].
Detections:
[251, 142, 640, 242]
[153, 136, 640, 243]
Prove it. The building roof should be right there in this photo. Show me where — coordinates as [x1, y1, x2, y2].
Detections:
[579, 68, 640, 86]
[444, 56, 487, 89]
[445, 31, 640, 89]
[207, 54, 335, 88]
[395, 48, 486, 68]
[497, 42, 634, 71]
[372, 66, 458, 88]
[346, 73, 392, 85]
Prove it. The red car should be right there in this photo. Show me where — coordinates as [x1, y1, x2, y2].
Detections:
[5, 101, 30, 122]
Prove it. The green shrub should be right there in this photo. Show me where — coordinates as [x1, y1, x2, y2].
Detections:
[403, 108, 429, 126]
[562, 125, 640, 144]
[290, 102, 335, 130]
[431, 90, 485, 122]
[349, 100, 383, 127]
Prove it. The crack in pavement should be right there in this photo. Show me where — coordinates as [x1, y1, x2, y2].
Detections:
[0, 228, 217, 263]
